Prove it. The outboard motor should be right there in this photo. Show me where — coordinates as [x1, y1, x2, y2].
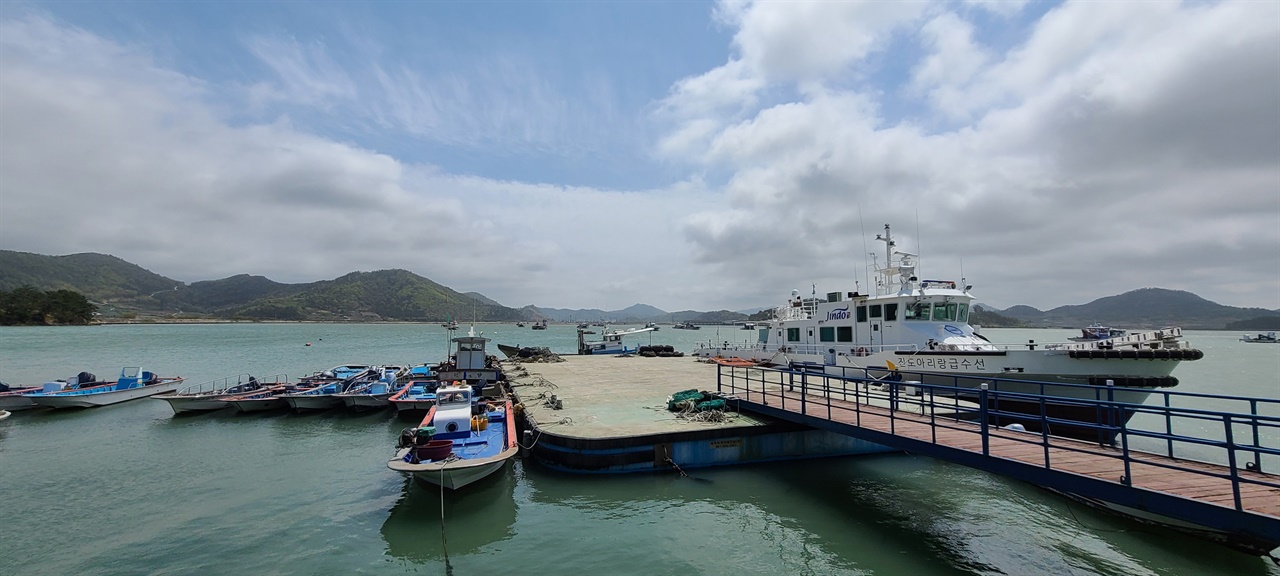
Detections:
[397, 428, 417, 449]
[75, 372, 97, 386]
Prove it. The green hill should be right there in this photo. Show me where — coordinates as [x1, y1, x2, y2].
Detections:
[0, 251, 521, 322]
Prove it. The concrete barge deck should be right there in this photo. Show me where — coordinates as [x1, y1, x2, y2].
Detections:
[505, 355, 894, 473]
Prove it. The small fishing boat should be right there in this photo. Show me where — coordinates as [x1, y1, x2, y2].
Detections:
[280, 367, 376, 412]
[672, 321, 700, 330]
[0, 372, 102, 411]
[576, 325, 656, 355]
[24, 367, 185, 409]
[388, 385, 517, 490]
[153, 374, 283, 414]
[1070, 323, 1127, 341]
[389, 378, 438, 416]
[227, 386, 294, 412]
[336, 366, 407, 412]
[1240, 331, 1278, 343]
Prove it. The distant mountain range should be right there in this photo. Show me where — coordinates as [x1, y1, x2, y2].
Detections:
[1, 250, 1276, 329]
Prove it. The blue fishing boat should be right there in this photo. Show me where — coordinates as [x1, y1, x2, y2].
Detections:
[388, 368, 439, 416]
[388, 384, 517, 490]
[336, 366, 407, 412]
[280, 366, 376, 412]
[0, 371, 103, 411]
[24, 367, 185, 409]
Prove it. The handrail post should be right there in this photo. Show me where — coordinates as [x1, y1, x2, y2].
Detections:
[979, 383, 990, 456]
[1120, 421, 1132, 486]
[1105, 380, 1116, 447]
[1164, 393, 1174, 458]
[1224, 414, 1242, 510]
[1250, 399, 1262, 473]
[800, 371, 806, 416]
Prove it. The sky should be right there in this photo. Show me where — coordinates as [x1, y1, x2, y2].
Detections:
[1, 1, 1277, 313]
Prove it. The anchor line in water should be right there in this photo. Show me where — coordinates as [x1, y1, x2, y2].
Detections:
[441, 465, 453, 576]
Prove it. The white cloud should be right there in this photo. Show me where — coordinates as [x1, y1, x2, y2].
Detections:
[2, 2, 1278, 315]
[666, 0, 1280, 310]
[0, 14, 720, 311]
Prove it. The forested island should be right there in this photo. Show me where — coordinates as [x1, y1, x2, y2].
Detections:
[0, 285, 97, 325]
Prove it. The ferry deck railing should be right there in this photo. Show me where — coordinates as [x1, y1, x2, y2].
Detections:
[714, 363, 1280, 517]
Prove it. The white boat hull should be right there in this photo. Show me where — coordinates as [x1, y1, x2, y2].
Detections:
[0, 393, 39, 411]
[388, 446, 518, 490]
[27, 379, 186, 409]
[154, 395, 230, 414]
[392, 400, 435, 413]
[339, 394, 391, 411]
[231, 398, 287, 412]
[283, 395, 342, 411]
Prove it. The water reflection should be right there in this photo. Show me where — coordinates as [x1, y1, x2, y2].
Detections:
[381, 462, 518, 562]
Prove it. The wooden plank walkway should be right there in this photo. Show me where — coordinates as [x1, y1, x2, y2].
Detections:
[730, 383, 1280, 519]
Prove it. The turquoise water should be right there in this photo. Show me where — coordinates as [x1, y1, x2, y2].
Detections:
[1, 325, 1277, 575]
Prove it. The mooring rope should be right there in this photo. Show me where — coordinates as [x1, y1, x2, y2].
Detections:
[440, 465, 453, 576]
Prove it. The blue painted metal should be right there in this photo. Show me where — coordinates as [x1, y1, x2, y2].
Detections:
[713, 363, 1280, 552]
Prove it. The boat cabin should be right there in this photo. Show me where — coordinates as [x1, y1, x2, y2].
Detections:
[432, 386, 474, 439]
[761, 224, 992, 360]
[436, 327, 502, 389]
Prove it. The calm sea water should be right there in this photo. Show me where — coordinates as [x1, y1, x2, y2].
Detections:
[1, 324, 1277, 576]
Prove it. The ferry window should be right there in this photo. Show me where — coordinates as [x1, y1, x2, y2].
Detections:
[885, 303, 898, 321]
[819, 327, 835, 342]
[787, 328, 800, 342]
[957, 303, 969, 323]
[933, 302, 958, 321]
[870, 305, 882, 319]
[857, 306, 867, 322]
[837, 326, 852, 342]
[906, 302, 929, 321]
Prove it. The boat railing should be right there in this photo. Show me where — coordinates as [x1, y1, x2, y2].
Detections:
[176, 373, 258, 395]
[714, 363, 1280, 513]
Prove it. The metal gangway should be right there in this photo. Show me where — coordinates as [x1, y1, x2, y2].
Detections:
[712, 361, 1280, 557]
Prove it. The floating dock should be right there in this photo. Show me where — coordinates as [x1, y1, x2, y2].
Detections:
[505, 355, 894, 473]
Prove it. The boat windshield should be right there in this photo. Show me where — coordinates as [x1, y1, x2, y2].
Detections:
[437, 390, 471, 406]
[121, 367, 142, 378]
[905, 302, 929, 321]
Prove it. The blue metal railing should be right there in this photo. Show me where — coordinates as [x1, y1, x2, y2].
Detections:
[714, 362, 1280, 514]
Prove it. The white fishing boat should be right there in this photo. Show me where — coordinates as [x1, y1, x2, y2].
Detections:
[153, 374, 283, 414]
[388, 385, 517, 490]
[1070, 323, 1127, 341]
[577, 325, 656, 355]
[1240, 331, 1278, 343]
[24, 367, 185, 409]
[693, 224, 1204, 435]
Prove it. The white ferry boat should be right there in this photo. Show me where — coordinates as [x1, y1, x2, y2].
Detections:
[694, 224, 1204, 433]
